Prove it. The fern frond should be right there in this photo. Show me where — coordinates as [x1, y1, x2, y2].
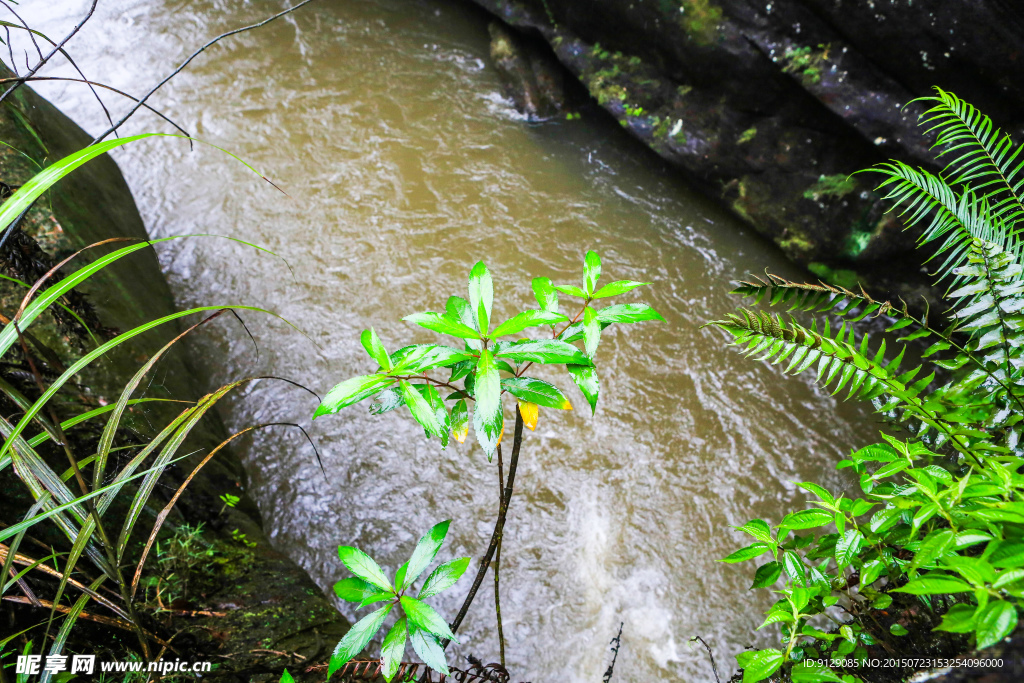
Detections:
[919, 87, 1024, 228]
[931, 239, 1024, 450]
[872, 162, 1014, 283]
[732, 272, 895, 321]
[708, 309, 985, 463]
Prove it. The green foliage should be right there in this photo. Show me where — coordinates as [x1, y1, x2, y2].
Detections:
[329, 521, 469, 681]
[315, 251, 662, 455]
[707, 89, 1024, 681]
[804, 174, 857, 202]
[0, 136, 299, 676]
[780, 44, 831, 85]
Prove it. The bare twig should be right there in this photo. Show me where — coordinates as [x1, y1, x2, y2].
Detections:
[690, 636, 721, 683]
[603, 623, 624, 683]
[0, 21, 116, 132]
[91, 0, 319, 144]
[0, 3, 43, 62]
[0, 0, 97, 106]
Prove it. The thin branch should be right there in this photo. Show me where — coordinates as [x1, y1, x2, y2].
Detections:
[91, 0, 320, 144]
[0, 3, 44, 62]
[689, 636, 720, 683]
[493, 443, 506, 667]
[444, 407, 525, 647]
[0, 0, 97, 107]
[0, 76, 188, 139]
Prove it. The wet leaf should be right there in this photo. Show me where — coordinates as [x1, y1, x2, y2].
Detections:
[518, 400, 539, 431]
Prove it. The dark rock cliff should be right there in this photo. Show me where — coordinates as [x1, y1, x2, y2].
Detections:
[469, 0, 1024, 300]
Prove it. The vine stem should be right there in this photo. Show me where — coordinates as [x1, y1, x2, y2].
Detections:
[443, 407, 524, 648]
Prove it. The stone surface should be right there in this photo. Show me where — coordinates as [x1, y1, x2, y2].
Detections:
[471, 0, 1024, 301]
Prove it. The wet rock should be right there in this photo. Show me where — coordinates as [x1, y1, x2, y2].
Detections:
[488, 20, 567, 120]
[468, 0, 1024, 301]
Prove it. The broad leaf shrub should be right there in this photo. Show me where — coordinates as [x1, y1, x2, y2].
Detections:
[708, 89, 1024, 682]
[315, 252, 662, 676]
[330, 521, 469, 680]
[313, 252, 662, 454]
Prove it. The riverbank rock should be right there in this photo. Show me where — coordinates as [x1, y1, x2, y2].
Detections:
[0, 69, 347, 680]
[489, 20, 568, 120]
[470, 0, 1024, 301]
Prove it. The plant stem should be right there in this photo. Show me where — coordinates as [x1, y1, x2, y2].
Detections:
[444, 407, 524, 648]
[494, 443, 506, 667]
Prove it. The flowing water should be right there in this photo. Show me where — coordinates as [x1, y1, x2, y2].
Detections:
[23, 0, 879, 679]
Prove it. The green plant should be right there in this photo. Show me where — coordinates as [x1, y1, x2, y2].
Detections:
[707, 88, 1024, 682]
[218, 492, 241, 516]
[329, 521, 469, 680]
[0, 136, 304, 677]
[315, 251, 662, 673]
[780, 44, 830, 85]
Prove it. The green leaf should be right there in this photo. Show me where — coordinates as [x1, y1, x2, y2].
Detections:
[403, 312, 480, 340]
[567, 364, 599, 414]
[554, 284, 587, 298]
[337, 546, 393, 592]
[333, 577, 379, 603]
[779, 509, 834, 531]
[370, 387, 404, 415]
[495, 339, 591, 365]
[892, 575, 973, 595]
[791, 661, 843, 683]
[975, 600, 1017, 649]
[872, 593, 893, 609]
[532, 277, 558, 313]
[400, 520, 450, 591]
[501, 377, 573, 409]
[328, 604, 392, 679]
[584, 250, 602, 296]
[473, 350, 502, 457]
[783, 551, 807, 586]
[380, 617, 408, 682]
[797, 482, 836, 507]
[280, 670, 295, 683]
[752, 561, 783, 588]
[741, 648, 784, 683]
[0, 134, 166, 233]
[400, 381, 444, 440]
[583, 307, 601, 358]
[935, 603, 979, 633]
[421, 384, 450, 448]
[390, 345, 475, 373]
[400, 596, 458, 643]
[491, 310, 569, 338]
[316, 375, 396, 418]
[593, 280, 650, 298]
[446, 296, 477, 331]
[361, 328, 392, 370]
[468, 261, 493, 334]
[597, 303, 664, 324]
[736, 519, 774, 544]
[889, 623, 909, 636]
[419, 557, 470, 598]
[720, 542, 772, 563]
[409, 624, 449, 676]
[835, 530, 864, 568]
[450, 399, 469, 444]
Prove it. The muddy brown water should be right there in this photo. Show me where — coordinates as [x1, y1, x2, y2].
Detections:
[23, 0, 878, 679]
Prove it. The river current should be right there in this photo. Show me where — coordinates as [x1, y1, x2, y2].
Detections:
[24, 1, 876, 679]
